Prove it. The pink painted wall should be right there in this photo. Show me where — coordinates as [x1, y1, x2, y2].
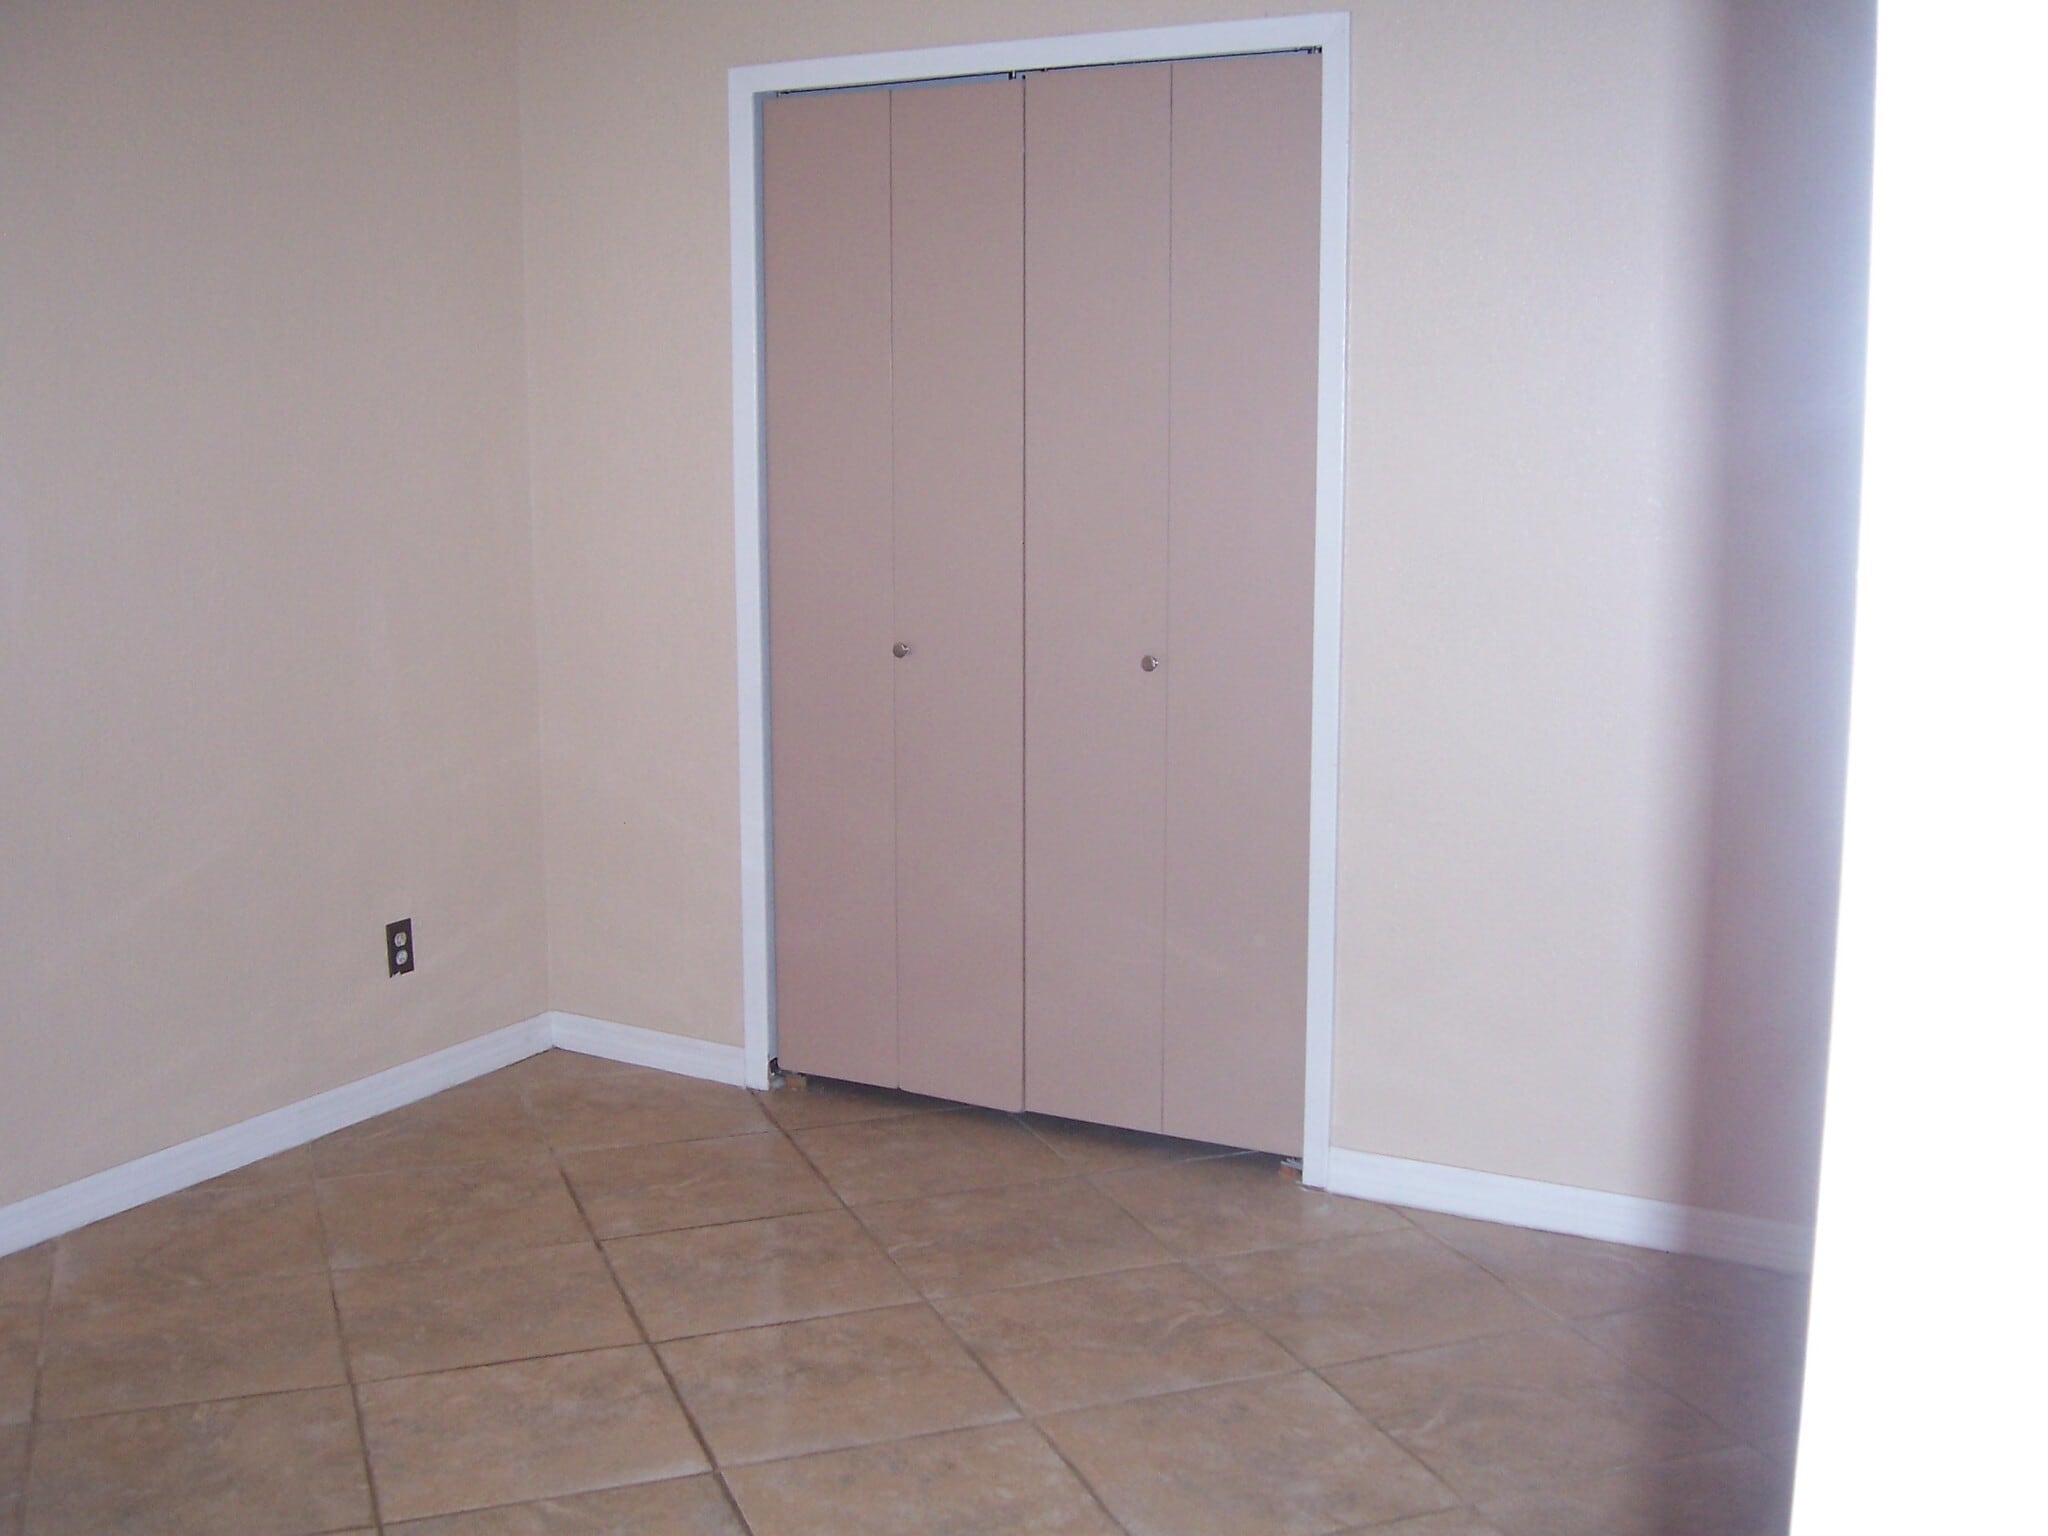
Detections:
[0, 0, 545, 1208]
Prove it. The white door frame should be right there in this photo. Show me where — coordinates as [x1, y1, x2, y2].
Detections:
[727, 12, 1351, 1188]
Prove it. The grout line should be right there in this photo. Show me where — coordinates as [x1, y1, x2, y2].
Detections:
[1395, 1219, 1589, 1330]
[751, 1073, 957, 1128]
[20, 1377, 424, 1434]
[1566, 1313, 1795, 1451]
[320, 1341, 690, 1398]
[585, 1206, 836, 1245]
[1009, 1107, 1257, 1171]
[311, 1171, 388, 1534]
[540, 1124, 780, 1161]
[1017, 1418, 1134, 1535]
[1076, 1158, 1423, 1261]
[1301, 1356, 1477, 1511]
[636, 1294, 921, 1349]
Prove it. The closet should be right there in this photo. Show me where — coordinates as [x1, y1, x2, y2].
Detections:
[763, 53, 1318, 1156]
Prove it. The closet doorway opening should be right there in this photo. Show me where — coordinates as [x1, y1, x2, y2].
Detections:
[728, 13, 1351, 1186]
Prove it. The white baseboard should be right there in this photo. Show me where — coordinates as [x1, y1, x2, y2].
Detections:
[0, 1017, 552, 1260]
[0, 1011, 750, 1260]
[545, 1011, 749, 1086]
[4, 1015, 1811, 1275]
[1324, 1146, 1814, 1274]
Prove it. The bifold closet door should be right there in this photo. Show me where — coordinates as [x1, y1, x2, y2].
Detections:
[762, 88, 896, 1087]
[1023, 63, 1173, 1132]
[767, 58, 1315, 1146]
[1163, 53, 1320, 1154]
[891, 79, 1026, 1108]
[764, 80, 1025, 1107]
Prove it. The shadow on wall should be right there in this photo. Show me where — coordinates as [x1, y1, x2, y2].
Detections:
[1678, 0, 1876, 1236]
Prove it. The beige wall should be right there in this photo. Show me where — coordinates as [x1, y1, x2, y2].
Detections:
[1335, 0, 1870, 1224]
[1682, 0, 1872, 1222]
[517, 0, 748, 1039]
[0, 0, 1866, 1229]
[0, 0, 546, 1207]
[519, 0, 1869, 1225]
[1334, 0, 1728, 1205]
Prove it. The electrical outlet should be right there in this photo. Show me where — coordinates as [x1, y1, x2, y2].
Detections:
[386, 919, 414, 977]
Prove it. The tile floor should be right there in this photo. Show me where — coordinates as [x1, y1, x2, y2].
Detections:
[0, 1050, 1809, 1535]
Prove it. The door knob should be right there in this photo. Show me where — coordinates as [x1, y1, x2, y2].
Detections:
[893, 642, 912, 659]
[1141, 654, 1162, 672]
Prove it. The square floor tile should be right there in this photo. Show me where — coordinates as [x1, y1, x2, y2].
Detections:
[1324, 1326, 1733, 1500]
[311, 1079, 549, 1179]
[22, 1387, 371, 1536]
[53, 1170, 326, 1300]
[725, 1422, 1118, 1536]
[38, 1271, 346, 1419]
[1201, 1228, 1546, 1366]
[521, 1067, 771, 1152]
[385, 1474, 747, 1534]
[1477, 1444, 1792, 1536]
[855, 1178, 1170, 1298]
[1092, 1155, 1410, 1258]
[606, 1210, 914, 1340]
[755, 1075, 949, 1132]
[935, 1263, 1295, 1414]
[318, 1155, 589, 1270]
[356, 1345, 707, 1522]
[1578, 1303, 1808, 1442]
[1040, 1372, 1455, 1536]
[658, 1302, 1013, 1466]
[560, 1134, 836, 1239]
[788, 1110, 1067, 1205]
[333, 1241, 640, 1381]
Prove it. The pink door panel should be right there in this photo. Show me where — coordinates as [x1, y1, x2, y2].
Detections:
[1023, 63, 1173, 1132]
[1163, 53, 1321, 1155]
[891, 79, 1027, 1110]
[762, 89, 900, 1087]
